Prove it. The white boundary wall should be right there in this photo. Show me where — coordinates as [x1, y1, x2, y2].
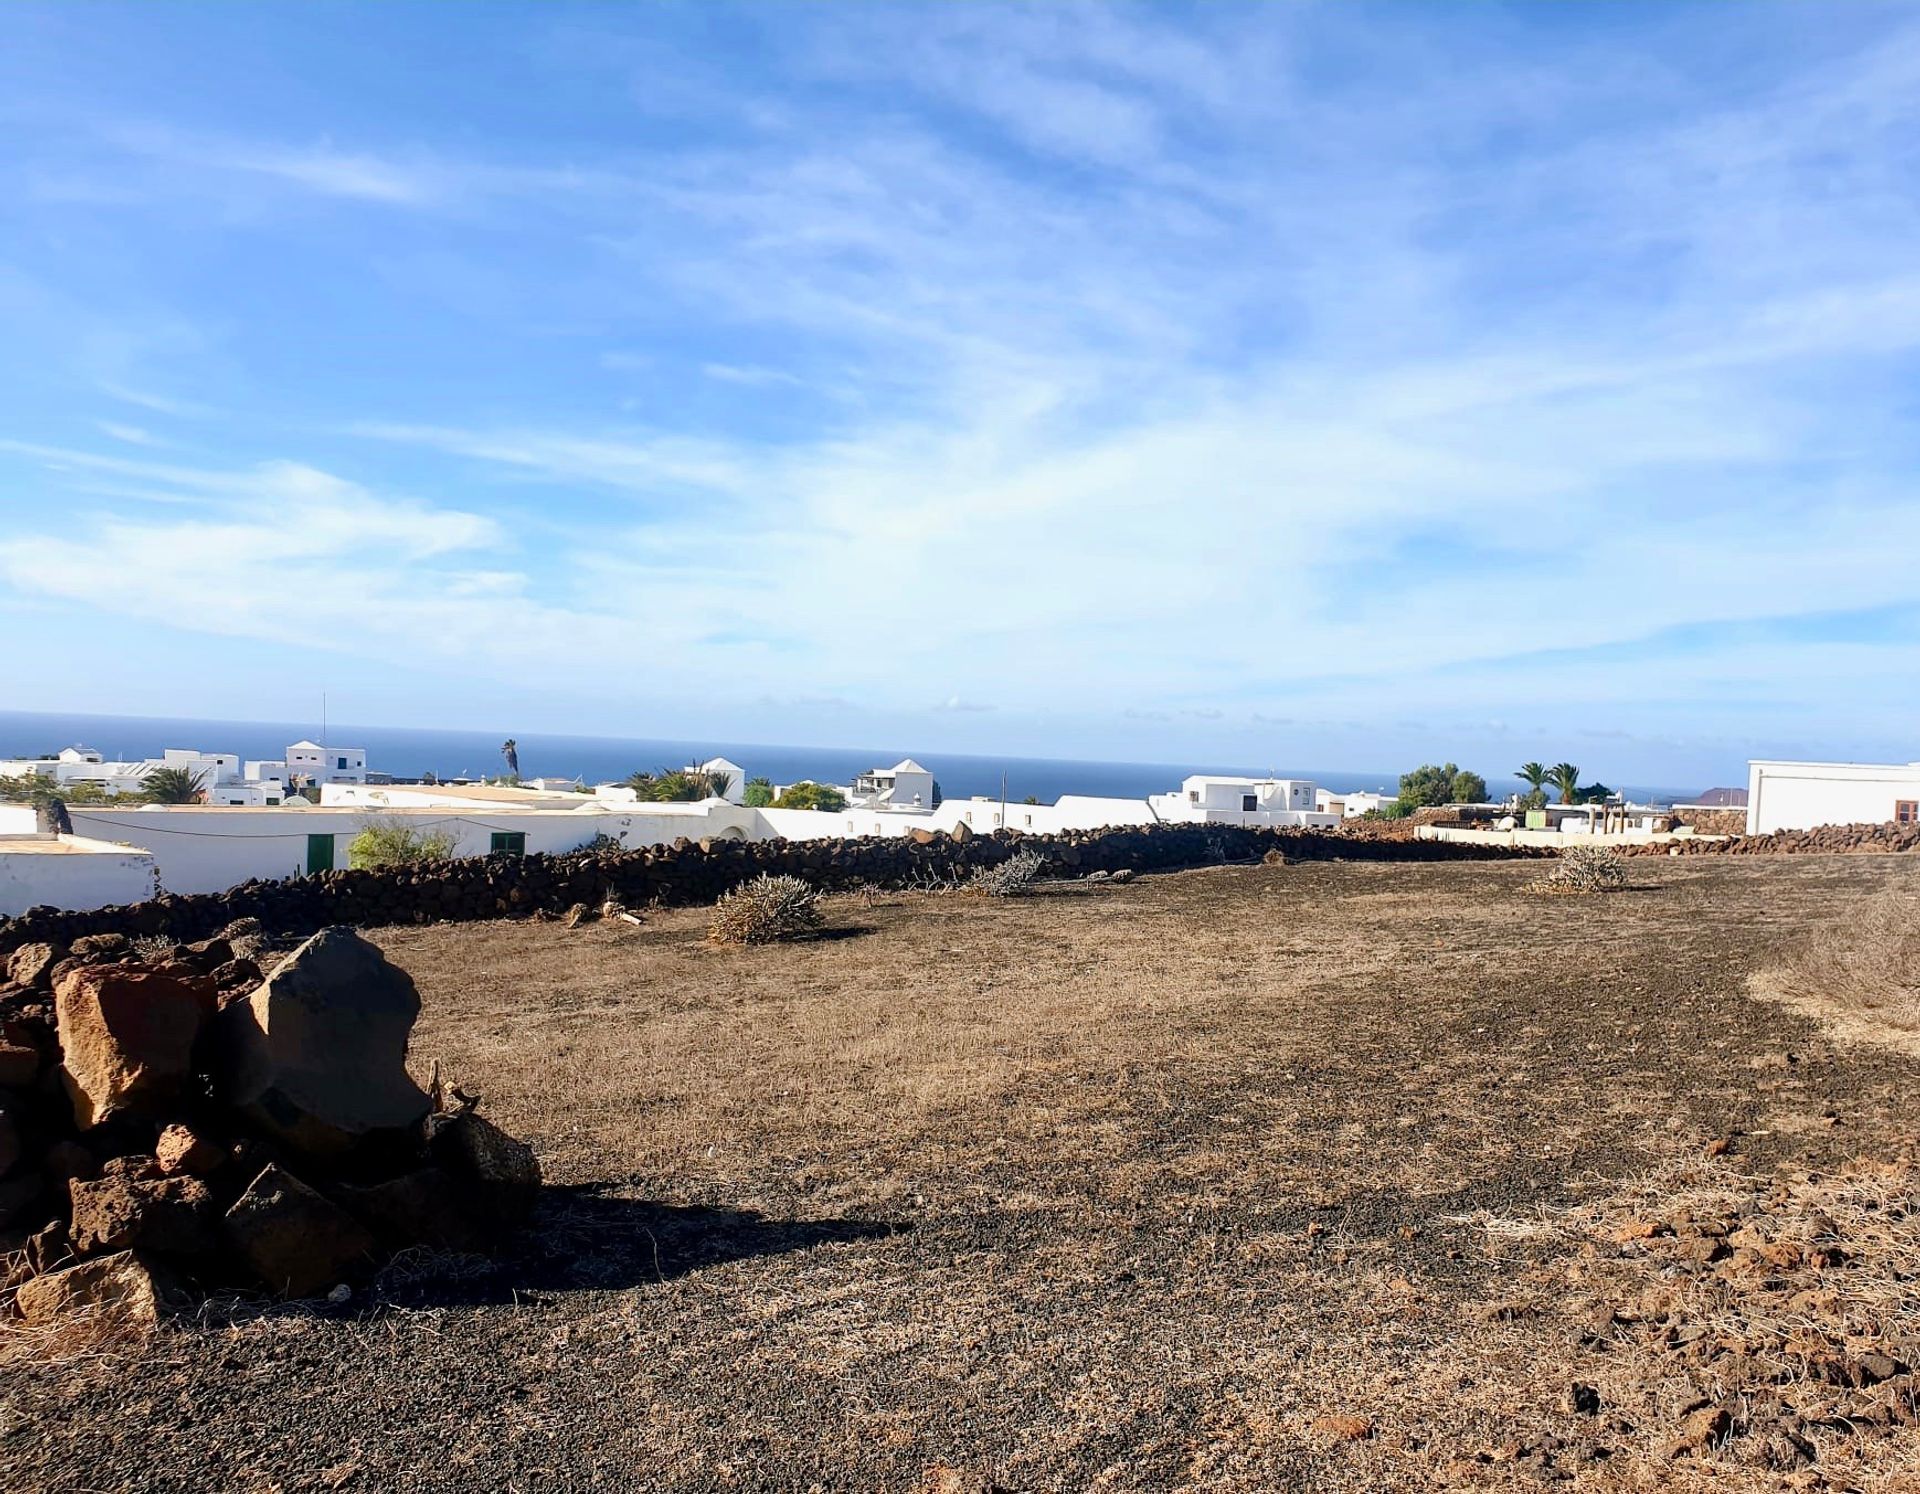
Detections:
[0, 835, 159, 916]
[62, 803, 756, 895]
[1746, 760, 1920, 835]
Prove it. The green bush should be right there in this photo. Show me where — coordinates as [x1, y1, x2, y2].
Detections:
[348, 817, 459, 870]
[771, 780, 848, 812]
[743, 776, 775, 808]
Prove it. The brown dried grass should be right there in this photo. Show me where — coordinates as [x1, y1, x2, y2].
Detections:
[1753, 885, 1920, 1057]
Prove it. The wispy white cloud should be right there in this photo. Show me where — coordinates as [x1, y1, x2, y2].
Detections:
[95, 421, 159, 446]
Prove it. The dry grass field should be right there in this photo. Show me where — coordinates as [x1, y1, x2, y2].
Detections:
[5, 854, 1919, 1491]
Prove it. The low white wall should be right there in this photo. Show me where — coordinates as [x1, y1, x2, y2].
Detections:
[1747, 761, 1920, 835]
[0, 836, 159, 916]
[63, 803, 760, 895]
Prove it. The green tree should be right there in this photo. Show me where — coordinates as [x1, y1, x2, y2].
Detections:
[500, 738, 519, 781]
[1574, 780, 1614, 805]
[347, 818, 458, 869]
[1395, 762, 1486, 810]
[141, 766, 207, 805]
[1546, 762, 1582, 805]
[771, 780, 848, 812]
[1517, 762, 1550, 799]
[1449, 769, 1489, 804]
[742, 776, 775, 807]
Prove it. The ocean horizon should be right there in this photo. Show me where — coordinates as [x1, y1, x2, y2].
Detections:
[0, 709, 1698, 805]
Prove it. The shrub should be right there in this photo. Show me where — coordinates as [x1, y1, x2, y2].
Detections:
[771, 780, 848, 812]
[1529, 844, 1628, 895]
[743, 776, 775, 808]
[708, 873, 823, 945]
[968, 849, 1046, 898]
[347, 817, 459, 870]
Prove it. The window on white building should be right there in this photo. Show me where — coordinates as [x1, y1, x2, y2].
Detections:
[1897, 800, 1919, 824]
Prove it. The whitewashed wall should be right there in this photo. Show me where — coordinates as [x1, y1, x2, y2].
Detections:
[61, 804, 757, 895]
[0, 836, 158, 916]
[1746, 761, 1920, 834]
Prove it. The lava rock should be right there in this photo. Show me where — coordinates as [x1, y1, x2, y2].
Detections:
[6, 943, 63, 989]
[68, 1173, 219, 1257]
[54, 965, 214, 1129]
[15, 1250, 173, 1332]
[154, 1122, 223, 1177]
[215, 929, 430, 1158]
[426, 1109, 542, 1227]
[223, 1163, 376, 1297]
[341, 1166, 490, 1253]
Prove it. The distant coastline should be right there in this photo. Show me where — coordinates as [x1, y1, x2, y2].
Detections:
[0, 709, 1695, 805]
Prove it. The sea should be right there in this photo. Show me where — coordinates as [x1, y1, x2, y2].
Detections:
[0, 709, 1412, 804]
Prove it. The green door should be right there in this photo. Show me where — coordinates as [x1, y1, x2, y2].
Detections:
[490, 831, 527, 856]
[306, 833, 335, 873]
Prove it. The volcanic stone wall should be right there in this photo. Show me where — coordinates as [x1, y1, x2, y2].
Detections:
[0, 823, 1537, 958]
[1623, 821, 1920, 857]
[1669, 808, 1748, 836]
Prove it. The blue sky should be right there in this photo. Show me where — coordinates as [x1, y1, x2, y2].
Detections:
[3, 2, 1918, 788]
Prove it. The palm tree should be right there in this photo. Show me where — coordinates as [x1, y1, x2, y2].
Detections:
[500, 738, 519, 780]
[141, 766, 206, 804]
[1546, 762, 1582, 806]
[1516, 762, 1549, 798]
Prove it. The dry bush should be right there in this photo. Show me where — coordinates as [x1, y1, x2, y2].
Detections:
[1527, 844, 1628, 895]
[1756, 886, 1920, 1052]
[968, 849, 1046, 898]
[707, 873, 823, 945]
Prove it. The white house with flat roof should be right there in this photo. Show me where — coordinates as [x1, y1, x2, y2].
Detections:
[1149, 775, 1334, 827]
[286, 740, 367, 785]
[1745, 759, 1920, 835]
[851, 759, 937, 811]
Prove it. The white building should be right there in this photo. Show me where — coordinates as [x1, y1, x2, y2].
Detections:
[851, 759, 938, 811]
[0, 821, 158, 916]
[287, 740, 367, 785]
[1316, 788, 1395, 818]
[1746, 760, 1920, 835]
[1148, 775, 1334, 827]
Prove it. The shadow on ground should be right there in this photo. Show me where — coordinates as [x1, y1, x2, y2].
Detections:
[379, 1183, 908, 1306]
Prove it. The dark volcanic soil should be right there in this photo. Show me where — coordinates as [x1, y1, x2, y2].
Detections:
[5, 855, 1916, 1492]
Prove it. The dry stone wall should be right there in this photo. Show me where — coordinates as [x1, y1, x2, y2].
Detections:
[1669, 808, 1748, 836]
[0, 823, 1538, 958]
[1624, 821, 1920, 857]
